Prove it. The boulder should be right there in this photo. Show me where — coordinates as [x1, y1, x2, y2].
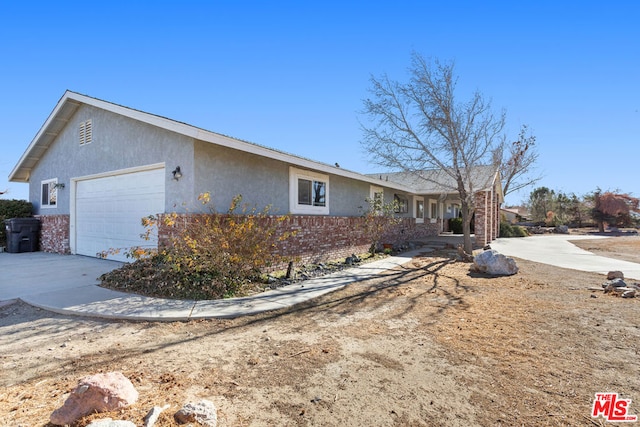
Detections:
[144, 404, 171, 427]
[607, 271, 624, 280]
[174, 400, 217, 426]
[472, 250, 518, 276]
[603, 278, 627, 292]
[50, 372, 139, 426]
[554, 225, 569, 234]
[622, 290, 636, 298]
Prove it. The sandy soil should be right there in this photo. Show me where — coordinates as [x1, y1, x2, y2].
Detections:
[1, 236, 640, 426]
[571, 235, 640, 264]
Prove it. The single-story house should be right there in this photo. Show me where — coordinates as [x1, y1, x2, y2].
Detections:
[9, 91, 502, 262]
[501, 207, 526, 224]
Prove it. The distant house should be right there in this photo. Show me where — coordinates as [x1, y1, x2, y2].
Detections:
[9, 91, 502, 262]
[501, 206, 529, 224]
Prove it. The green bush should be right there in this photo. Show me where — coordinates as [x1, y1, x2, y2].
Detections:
[448, 217, 463, 234]
[500, 222, 528, 238]
[0, 199, 34, 248]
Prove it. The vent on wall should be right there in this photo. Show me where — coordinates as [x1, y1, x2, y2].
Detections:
[79, 120, 92, 145]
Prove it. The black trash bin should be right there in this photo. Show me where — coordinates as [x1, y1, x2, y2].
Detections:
[4, 218, 40, 253]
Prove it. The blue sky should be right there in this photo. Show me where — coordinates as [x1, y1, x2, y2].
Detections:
[1, 1, 638, 205]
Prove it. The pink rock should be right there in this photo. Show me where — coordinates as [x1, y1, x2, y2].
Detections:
[50, 372, 139, 426]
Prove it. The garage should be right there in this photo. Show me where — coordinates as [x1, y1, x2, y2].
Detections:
[74, 167, 165, 262]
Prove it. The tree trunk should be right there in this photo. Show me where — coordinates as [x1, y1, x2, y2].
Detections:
[461, 200, 473, 254]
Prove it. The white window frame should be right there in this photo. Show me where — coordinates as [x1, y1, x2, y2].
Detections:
[414, 196, 424, 223]
[394, 194, 409, 213]
[369, 186, 383, 203]
[289, 167, 329, 215]
[41, 178, 58, 208]
[451, 203, 460, 218]
[428, 198, 438, 223]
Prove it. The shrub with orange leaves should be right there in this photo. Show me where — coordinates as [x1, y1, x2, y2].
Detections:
[100, 193, 296, 299]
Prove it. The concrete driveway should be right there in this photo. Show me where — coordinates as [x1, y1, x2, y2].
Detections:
[490, 234, 640, 281]
[0, 252, 122, 302]
[0, 250, 421, 320]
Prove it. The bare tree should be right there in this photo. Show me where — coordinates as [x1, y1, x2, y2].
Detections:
[360, 53, 505, 253]
[498, 124, 541, 197]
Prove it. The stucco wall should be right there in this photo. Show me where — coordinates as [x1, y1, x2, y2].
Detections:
[29, 104, 195, 215]
[193, 140, 289, 213]
[193, 139, 412, 218]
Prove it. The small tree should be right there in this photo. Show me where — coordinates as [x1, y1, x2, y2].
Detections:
[527, 187, 555, 223]
[498, 124, 541, 197]
[592, 191, 640, 232]
[361, 197, 400, 255]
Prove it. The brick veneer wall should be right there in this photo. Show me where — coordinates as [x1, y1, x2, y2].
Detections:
[37, 214, 70, 254]
[158, 214, 440, 267]
[474, 190, 500, 247]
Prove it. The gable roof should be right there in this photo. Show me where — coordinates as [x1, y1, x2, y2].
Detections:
[9, 90, 416, 192]
[370, 165, 502, 197]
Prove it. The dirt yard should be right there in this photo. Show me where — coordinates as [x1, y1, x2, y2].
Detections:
[1, 236, 639, 426]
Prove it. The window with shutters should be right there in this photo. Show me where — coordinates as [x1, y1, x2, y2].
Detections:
[79, 120, 92, 145]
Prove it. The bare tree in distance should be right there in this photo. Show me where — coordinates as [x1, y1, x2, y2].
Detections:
[360, 52, 505, 253]
[498, 124, 542, 197]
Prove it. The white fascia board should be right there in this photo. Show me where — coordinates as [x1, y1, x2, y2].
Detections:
[10, 91, 419, 194]
[9, 91, 81, 182]
[67, 92, 418, 194]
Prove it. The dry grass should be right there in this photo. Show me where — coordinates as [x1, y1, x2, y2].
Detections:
[1, 239, 640, 426]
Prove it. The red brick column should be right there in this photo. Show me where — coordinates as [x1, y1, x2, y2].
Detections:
[474, 192, 488, 247]
[36, 214, 70, 254]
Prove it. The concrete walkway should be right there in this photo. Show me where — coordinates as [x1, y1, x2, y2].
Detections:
[490, 234, 640, 281]
[4, 234, 638, 321]
[0, 251, 423, 321]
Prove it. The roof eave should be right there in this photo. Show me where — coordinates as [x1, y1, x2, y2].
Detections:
[8, 91, 417, 193]
[9, 91, 83, 182]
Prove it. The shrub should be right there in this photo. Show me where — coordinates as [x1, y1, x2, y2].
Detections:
[448, 217, 463, 234]
[360, 197, 400, 254]
[100, 193, 295, 300]
[0, 199, 33, 248]
[500, 221, 528, 238]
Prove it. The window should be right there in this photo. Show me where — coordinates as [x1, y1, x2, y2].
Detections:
[394, 194, 408, 213]
[41, 178, 58, 208]
[370, 186, 383, 204]
[369, 186, 384, 213]
[451, 203, 460, 218]
[289, 167, 329, 214]
[79, 119, 92, 145]
[415, 197, 424, 224]
[429, 199, 438, 223]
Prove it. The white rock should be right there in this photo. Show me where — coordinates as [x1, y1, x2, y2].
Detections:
[144, 404, 171, 427]
[472, 250, 518, 276]
[174, 399, 217, 426]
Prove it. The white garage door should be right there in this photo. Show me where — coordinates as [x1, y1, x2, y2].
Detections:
[75, 167, 165, 261]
